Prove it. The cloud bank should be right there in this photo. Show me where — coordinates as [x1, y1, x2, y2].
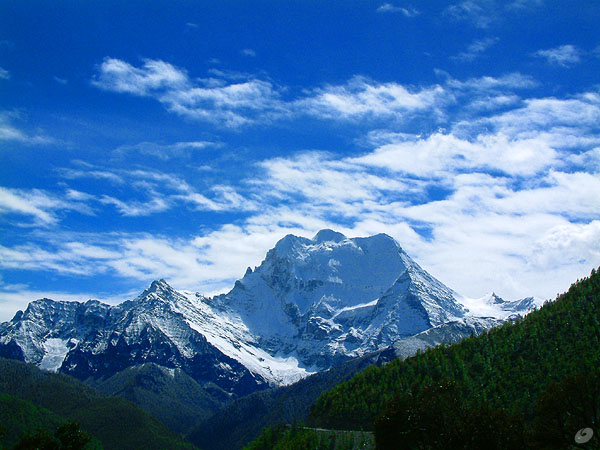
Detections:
[2, 64, 600, 320]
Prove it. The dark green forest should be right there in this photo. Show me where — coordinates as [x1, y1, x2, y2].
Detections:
[248, 267, 600, 449]
[243, 423, 374, 450]
[0, 359, 198, 450]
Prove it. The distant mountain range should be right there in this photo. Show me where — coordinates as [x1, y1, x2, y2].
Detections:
[0, 230, 539, 408]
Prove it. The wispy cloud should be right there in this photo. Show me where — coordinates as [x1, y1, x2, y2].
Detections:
[0, 113, 54, 145]
[533, 44, 582, 67]
[93, 57, 545, 130]
[506, 0, 544, 10]
[0, 67, 9, 80]
[452, 37, 498, 62]
[241, 48, 257, 57]
[114, 140, 221, 160]
[92, 57, 285, 127]
[58, 163, 256, 217]
[446, 0, 543, 28]
[0, 187, 94, 226]
[376, 3, 419, 17]
[445, 0, 498, 28]
[99, 195, 171, 217]
[0, 230, 287, 298]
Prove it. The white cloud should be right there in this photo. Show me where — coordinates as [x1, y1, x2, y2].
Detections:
[534, 44, 582, 67]
[92, 57, 188, 95]
[531, 221, 600, 269]
[0, 67, 9, 80]
[376, 3, 419, 16]
[352, 132, 559, 177]
[162, 78, 283, 126]
[256, 152, 410, 215]
[0, 229, 295, 302]
[301, 76, 447, 120]
[454, 95, 600, 139]
[59, 167, 125, 184]
[4, 62, 598, 319]
[10, 87, 596, 304]
[177, 184, 258, 212]
[93, 57, 284, 127]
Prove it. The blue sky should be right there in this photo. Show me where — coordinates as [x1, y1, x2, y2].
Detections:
[1, 0, 600, 320]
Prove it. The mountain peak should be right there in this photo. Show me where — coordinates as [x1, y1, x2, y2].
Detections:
[312, 229, 346, 243]
[137, 279, 178, 301]
[149, 279, 171, 290]
[489, 292, 504, 304]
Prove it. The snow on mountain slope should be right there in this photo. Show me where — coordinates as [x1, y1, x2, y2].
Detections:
[459, 292, 543, 320]
[0, 229, 539, 391]
[176, 290, 313, 385]
[206, 230, 468, 369]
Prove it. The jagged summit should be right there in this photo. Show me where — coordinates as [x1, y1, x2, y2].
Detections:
[0, 229, 537, 393]
[489, 292, 503, 304]
[138, 278, 176, 297]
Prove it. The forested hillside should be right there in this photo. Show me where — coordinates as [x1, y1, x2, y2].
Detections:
[309, 268, 600, 429]
[0, 359, 198, 450]
[91, 362, 222, 435]
[248, 267, 600, 449]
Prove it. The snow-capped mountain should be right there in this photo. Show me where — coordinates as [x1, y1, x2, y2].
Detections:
[0, 230, 538, 395]
[215, 230, 467, 370]
[0, 283, 267, 397]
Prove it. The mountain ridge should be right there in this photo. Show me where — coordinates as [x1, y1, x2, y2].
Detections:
[0, 230, 537, 397]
